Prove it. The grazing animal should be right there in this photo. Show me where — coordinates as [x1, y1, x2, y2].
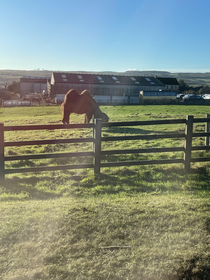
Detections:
[61, 89, 109, 124]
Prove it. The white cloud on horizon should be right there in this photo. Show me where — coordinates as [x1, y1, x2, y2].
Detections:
[126, 68, 210, 73]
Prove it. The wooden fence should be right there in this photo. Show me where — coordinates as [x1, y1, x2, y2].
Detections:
[1, 115, 210, 180]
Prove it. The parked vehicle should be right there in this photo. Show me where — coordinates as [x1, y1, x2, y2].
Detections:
[203, 94, 210, 100]
[176, 93, 185, 100]
[183, 94, 203, 102]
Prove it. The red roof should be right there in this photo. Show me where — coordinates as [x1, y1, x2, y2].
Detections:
[51, 72, 164, 87]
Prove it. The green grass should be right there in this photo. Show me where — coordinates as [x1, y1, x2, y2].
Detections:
[1, 105, 210, 279]
[1, 193, 210, 279]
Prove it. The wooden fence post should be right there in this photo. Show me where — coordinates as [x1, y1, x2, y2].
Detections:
[205, 114, 210, 146]
[183, 115, 193, 172]
[93, 118, 102, 175]
[0, 123, 5, 180]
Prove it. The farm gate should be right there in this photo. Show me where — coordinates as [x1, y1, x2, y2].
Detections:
[1, 115, 210, 180]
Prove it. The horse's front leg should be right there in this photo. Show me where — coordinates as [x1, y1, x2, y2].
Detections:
[66, 113, 70, 124]
[85, 112, 92, 123]
[62, 112, 70, 124]
[84, 114, 88, 123]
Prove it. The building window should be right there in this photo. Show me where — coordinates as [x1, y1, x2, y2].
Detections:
[145, 78, 151, 82]
[97, 76, 105, 83]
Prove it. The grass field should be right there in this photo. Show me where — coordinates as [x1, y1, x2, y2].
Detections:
[1, 104, 210, 279]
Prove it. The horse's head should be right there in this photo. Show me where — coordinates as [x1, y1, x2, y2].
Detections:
[101, 112, 109, 122]
[93, 106, 109, 122]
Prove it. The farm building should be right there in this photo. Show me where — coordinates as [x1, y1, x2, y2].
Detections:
[49, 72, 165, 104]
[20, 76, 50, 96]
[156, 77, 179, 90]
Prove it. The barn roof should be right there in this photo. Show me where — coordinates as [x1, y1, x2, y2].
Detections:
[20, 76, 50, 83]
[156, 77, 179, 85]
[51, 72, 164, 87]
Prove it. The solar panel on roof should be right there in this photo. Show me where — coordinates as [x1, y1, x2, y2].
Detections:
[77, 74, 84, 82]
[97, 76, 105, 83]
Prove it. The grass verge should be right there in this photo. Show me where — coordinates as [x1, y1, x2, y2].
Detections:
[1, 192, 210, 279]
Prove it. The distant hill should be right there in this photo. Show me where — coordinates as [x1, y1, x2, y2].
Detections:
[1, 69, 210, 88]
[0, 70, 52, 88]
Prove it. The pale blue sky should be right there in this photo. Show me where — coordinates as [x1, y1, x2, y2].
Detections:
[0, 0, 210, 72]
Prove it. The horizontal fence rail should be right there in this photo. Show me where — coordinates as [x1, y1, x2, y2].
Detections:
[1, 114, 210, 179]
[5, 151, 94, 161]
[101, 119, 187, 127]
[101, 147, 185, 155]
[4, 123, 94, 131]
[4, 164, 94, 175]
[100, 159, 184, 168]
[101, 133, 185, 142]
[4, 138, 94, 147]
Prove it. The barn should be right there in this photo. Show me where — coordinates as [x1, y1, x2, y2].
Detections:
[20, 76, 50, 96]
[49, 72, 165, 104]
[156, 77, 179, 90]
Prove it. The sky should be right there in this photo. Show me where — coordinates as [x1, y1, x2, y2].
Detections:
[0, 0, 210, 73]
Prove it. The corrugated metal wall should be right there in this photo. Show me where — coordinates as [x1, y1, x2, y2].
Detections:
[52, 83, 163, 97]
[20, 82, 34, 95]
[55, 94, 140, 105]
[34, 83, 47, 93]
[21, 82, 47, 95]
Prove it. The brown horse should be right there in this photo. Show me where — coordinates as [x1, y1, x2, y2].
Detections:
[61, 89, 109, 124]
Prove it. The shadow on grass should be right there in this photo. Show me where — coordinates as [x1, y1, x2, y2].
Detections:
[1, 164, 210, 201]
[0, 175, 63, 200]
[177, 255, 210, 279]
[78, 165, 202, 196]
[79, 164, 210, 196]
[103, 126, 183, 135]
[189, 166, 210, 192]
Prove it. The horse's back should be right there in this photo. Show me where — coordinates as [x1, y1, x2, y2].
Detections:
[80, 90, 93, 102]
[64, 89, 80, 103]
